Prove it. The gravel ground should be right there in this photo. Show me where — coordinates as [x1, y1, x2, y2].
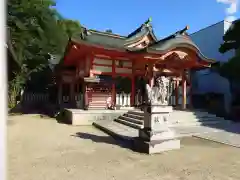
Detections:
[7, 115, 240, 180]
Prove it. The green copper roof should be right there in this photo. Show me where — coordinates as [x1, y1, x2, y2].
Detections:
[126, 18, 157, 42]
[72, 19, 158, 50]
[148, 36, 214, 62]
[70, 23, 215, 63]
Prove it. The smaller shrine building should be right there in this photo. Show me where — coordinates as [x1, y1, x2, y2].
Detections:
[55, 19, 215, 110]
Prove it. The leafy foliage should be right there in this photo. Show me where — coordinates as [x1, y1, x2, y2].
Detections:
[217, 19, 240, 82]
[105, 29, 113, 33]
[7, 0, 82, 106]
[219, 19, 240, 54]
[58, 19, 82, 39]
[217, 56, 240, 82]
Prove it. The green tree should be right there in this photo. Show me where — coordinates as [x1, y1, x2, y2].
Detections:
[219, 19, 240, 54]
[7, 0, 82, 107]
[105, 29, 113, 33]
[58, 19, 82, 38]
[217, 19, 240, 82]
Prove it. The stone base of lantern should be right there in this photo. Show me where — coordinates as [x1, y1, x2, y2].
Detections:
[134, 105, 180, 154]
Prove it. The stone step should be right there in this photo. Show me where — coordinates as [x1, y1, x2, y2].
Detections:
[94, 120, 240, 150]
[88, 99, 108, 101]
[120, 115, 143, 125]
[127, 110, 217, 119]
[114, 118, 143, 129]
[119, 107, 135, 110]
[127, 110, 144, 116]
[111, 109, 232, 131]
[169, 114, 217, 119]
[89, 100, 107, 103]
[169, 119, 232, 127]
[115, 117, 227, 129]
[124, 112, 144, 120]
[89, 103, 106, 107]
[88, 103, 107, 106]
[88, 104, 106, 107]
[93, 120, 201, 142]
[89, 94, 111, 96]
[116, 110, 225, 129]
[170, 117, 226, 124]
[93, 120, 138, 140]
[88, 106, 107, 110]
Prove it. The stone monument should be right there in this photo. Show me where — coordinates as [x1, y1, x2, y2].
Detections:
[134, 76, 180, 154]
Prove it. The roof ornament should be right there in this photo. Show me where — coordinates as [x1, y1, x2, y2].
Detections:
[145, 17, 152, 24]
[178, 25, 189, 35]
[144, 17, 152, 27]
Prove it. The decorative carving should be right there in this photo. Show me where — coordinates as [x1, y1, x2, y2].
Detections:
[146, 76, 170, 105]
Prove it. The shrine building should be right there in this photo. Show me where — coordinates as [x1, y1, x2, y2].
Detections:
[55, 18, 215, 110]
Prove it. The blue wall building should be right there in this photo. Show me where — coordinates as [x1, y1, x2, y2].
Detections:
[190, 20, 235, 113]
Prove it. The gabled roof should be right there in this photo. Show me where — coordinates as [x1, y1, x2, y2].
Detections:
[69, 22, 215, 65]
[72, 30, 126, 49]
[72, 18, 158, 51]
[137, 26, 214, 63]
[148, 26, 195, 52]
[125, 18, 157, 44]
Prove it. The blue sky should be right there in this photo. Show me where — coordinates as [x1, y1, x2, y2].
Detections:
[55, 0, 240, 38]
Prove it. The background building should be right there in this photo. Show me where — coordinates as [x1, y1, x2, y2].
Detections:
[190, 20, 235, 113]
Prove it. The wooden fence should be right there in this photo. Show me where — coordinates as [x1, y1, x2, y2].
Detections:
[20, 88, 190, 107]
[21, 92, 49, 104]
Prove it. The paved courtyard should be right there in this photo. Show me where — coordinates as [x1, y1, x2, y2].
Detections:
[8, 115, 240, 180]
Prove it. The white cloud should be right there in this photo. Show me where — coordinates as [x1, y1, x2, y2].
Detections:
[217, 0, 238, 20]
[225, 15, 236, 22]
[226, 1, 237, 14]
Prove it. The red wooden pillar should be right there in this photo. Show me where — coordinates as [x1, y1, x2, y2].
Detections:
[131, 60, 135, 106]
[175, 79, 179, 107]
[181, 72, 187, 110]
[77, 81, 79, 94]
[148, 63, 154, 87]
[188, 70, 193, 108]
[131, 76, 135, 106]
[84, 84, 89, 109]
[112, 59, 116, 106]
[58, 80, 62, 105]
[89, 53, 94, 77]
[70, 81, 74, 103]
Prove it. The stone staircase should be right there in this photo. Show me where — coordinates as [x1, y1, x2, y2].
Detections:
[93, 109, 239, 149]
[114, 109, 232, 129]
[114, 110, 144, 129]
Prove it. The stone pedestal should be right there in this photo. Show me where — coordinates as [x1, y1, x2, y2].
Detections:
[134, 105, 180, 154]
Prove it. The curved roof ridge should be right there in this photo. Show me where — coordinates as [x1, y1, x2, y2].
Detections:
[127, 18, 152, 38]
[150, 26, 190, 46]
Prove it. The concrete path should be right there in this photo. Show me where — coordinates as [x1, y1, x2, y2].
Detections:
[94, 120, 240, 148]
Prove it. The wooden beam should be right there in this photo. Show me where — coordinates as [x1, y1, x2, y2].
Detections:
[181, 71, 187, 110]
[148, 63, 154, 87]
[131, 59, 136, 106]
[175, 80, 179, 107]
[58, 81, 62, 105]
[112, 58, 116, 106]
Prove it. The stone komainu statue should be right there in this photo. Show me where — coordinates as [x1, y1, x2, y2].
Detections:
[145, 76, 170, 105]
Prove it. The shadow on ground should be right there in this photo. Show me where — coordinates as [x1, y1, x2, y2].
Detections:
[72, 132, 134, 151]
[191, 110, 240, 135]
[9, 102, 62, 119]
[173, 106, 240, 135]
[190, 93, 240, 134]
